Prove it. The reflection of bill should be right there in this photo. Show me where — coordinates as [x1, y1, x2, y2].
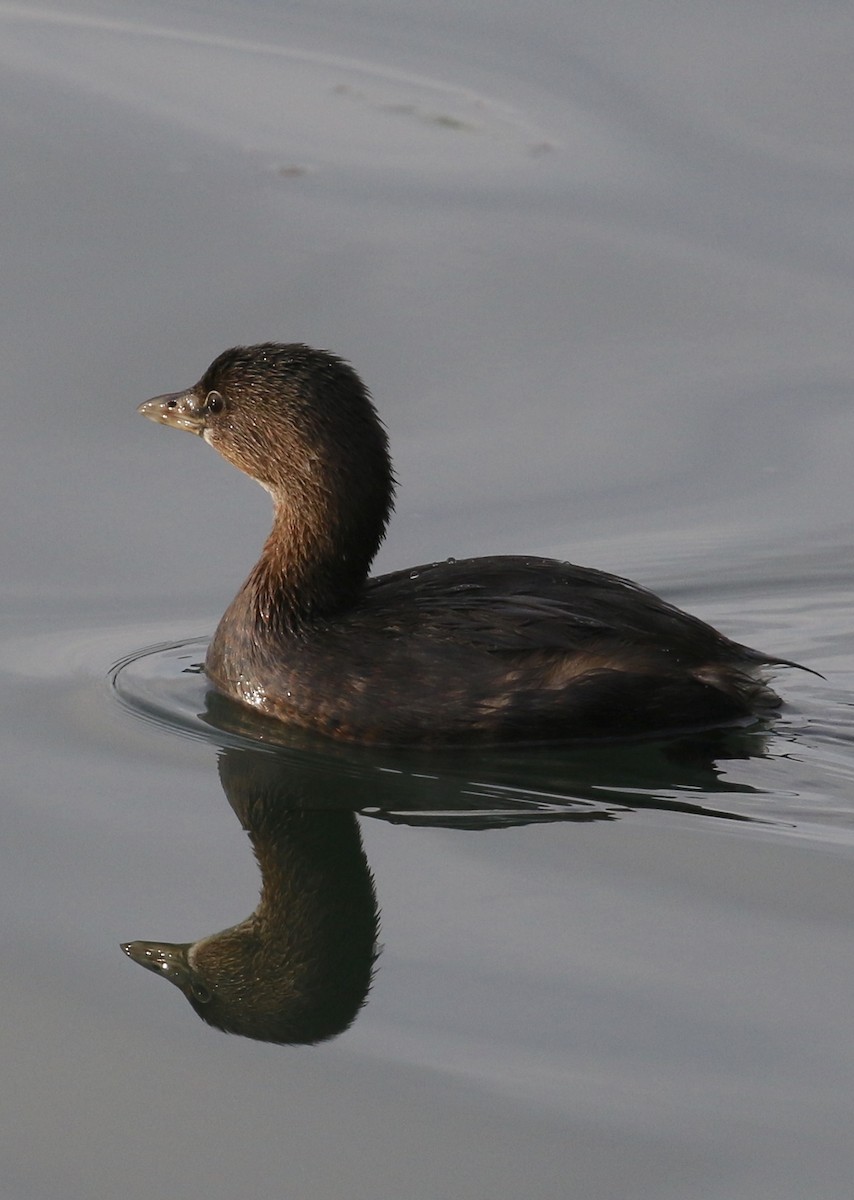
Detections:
[123, 747, 379, 1046]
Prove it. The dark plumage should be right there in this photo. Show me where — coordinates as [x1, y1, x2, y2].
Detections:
[138, 342, 804, 744]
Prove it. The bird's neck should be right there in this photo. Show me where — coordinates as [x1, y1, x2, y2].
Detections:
[247, 500, 365, 628]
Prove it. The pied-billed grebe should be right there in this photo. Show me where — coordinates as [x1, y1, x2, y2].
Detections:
[138, 343, 803, 744]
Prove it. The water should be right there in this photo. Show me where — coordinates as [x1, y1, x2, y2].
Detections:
[2, 2, 854, 1197]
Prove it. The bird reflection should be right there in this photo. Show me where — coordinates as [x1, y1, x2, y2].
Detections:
[123, 694, 778, 1044]
[123, 748, 379, 1045]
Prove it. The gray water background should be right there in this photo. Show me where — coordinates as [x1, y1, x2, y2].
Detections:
[1, 2, 854, 1197]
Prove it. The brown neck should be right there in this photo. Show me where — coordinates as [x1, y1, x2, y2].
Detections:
[241, 500, 369, 633]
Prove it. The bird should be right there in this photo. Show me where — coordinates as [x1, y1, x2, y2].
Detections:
[138, 342, 805, 745]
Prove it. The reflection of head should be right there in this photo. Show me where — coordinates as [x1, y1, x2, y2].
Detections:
[124, 748, 379, 1044]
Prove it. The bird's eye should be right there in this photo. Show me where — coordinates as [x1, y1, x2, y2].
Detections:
[205, 391, 224, 414]
[191, 982, 213, 1004]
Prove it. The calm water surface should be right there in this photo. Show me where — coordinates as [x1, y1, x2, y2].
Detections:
[2, 2, 854, 1197]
